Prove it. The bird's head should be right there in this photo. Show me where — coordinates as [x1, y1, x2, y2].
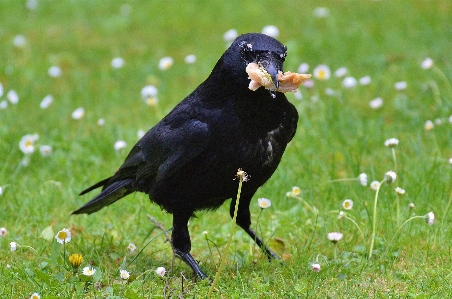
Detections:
[220, 33, 287, 91]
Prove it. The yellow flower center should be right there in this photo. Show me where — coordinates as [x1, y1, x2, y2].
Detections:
[318, 70, 326, 79]
[58, 231, 67, 240]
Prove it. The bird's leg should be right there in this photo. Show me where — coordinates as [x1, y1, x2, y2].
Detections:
[230, 197, 280, 260]
[171, 211, 208, 280]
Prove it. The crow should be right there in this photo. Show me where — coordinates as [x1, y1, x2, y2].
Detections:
[73, 33, 298, 279]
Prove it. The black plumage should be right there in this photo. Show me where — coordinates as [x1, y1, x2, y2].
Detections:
[73, 33, 298, 279]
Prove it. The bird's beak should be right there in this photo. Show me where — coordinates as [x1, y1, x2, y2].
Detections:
[259, 58, 281, 90]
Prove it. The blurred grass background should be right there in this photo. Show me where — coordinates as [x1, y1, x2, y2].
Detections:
[1, 0, 452, 298]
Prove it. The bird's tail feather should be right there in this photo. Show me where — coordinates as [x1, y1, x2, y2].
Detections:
[72, 179, 135, 215]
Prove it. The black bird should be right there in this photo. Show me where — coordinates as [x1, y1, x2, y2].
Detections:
[73, 33, 298, 279]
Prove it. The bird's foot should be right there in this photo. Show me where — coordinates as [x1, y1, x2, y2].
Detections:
[174, 249, 210, 281]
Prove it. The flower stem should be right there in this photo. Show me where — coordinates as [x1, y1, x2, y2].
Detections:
[391, 148, 398, 175]
[344, 215, 365, 241]
[368, 179, 386, 259]
[395, 195, 400, 226]
[386, 215, 425, 254]
[208, 175, 244, 298]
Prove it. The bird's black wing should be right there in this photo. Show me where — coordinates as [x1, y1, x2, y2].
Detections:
[74, 113, 211, 214]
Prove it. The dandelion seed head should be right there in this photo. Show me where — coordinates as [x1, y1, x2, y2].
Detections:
[342, 199, 353, 210]
[155, 266, 166, 277]
[257, 198, 272, 209]
[236, 168, 249, 182]
[327, 232, 343, 243]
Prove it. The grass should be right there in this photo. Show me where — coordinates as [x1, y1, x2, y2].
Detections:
[1, 0, 452, 298]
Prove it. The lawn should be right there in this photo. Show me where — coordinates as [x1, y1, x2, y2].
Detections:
[1, 1, 452, 298]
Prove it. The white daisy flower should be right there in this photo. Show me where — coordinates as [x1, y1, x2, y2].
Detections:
[55, 228, 72, 244]
[334, 67, 347, 78]
[82, 266, 96, 276]
[395, 187, 405, 195]
[369, 97, 383, 109]
[327, 232, 343, 243]
[384, 171, 397, 183]
[394, 81, 407, 91]
[141, 85, 158, 104]
[155, 266, 166, 277]
[424, 120, 434, 131]
[257, 198, 272, 209]
[358, 173, 368, 186]
[408, 203, 415, 209]
[424, 212, 434, 225]
[313, 64, 331, 81]
[338, 211, 345, 220]
[114, 140, 127, 151]
[325, 88, 335, 96]
[0, 186, 3, 195]
[359, 75, 371, 85]
[0, 100, 7, 110]
[30, 293, 40, 299]
[19, 134, 39, 155]
[7, 90, 19, 104]
[311, 263, 321, 272]
[97, 118, 105, 126]
[137, 129, 145, 139]
[48, 66, 62, 78]
[13, 35, 27, 48]
[223, 29, 238, 42]
[40, 94, 53, 109]
[262, 25, 279, 38]
[127, 243, 137, 254]
[120, 269, 130, 280]
[184, 54, 196, 64]
[342, 76, 357, 88]
[297, 63, 309, 73]
[39, 145, 52, 157]
[26, 0, 38, 10]
[71, 107, 85, 120]
[10, 242, 18, 251]
[449, 158, 452, 165]
[0, 82, 3, 97]
[342, 199, 353, 210]
[421, 57, 433, 70]
[370, 181, 381, 191]
[293, 89, 303, 100]
[313, 7, 330, 18]
[304, 79, 314, 89]
[448, 115, 452, 124]
[111, 57, 125, 69]
[384, 138, 399, 148]
[158, 57, 173, 70]
[0, 227, 7, 236]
